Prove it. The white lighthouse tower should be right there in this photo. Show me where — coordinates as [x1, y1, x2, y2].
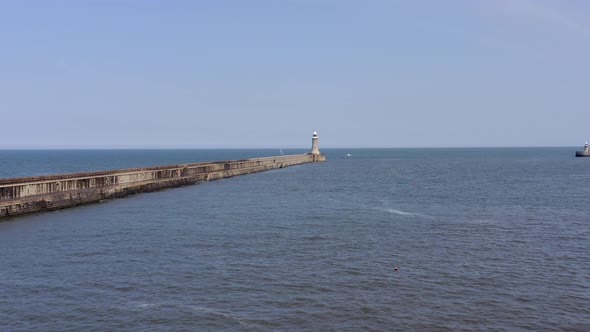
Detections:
[311, 131, 321, 155]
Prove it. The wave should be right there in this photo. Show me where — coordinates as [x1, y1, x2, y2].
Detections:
[128, 301, 156, 308]
[188, 305, 255, 328]
[128, 301, 253, 327]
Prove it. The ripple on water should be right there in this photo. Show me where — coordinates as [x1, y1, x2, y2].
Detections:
[1, 148, 590, 331]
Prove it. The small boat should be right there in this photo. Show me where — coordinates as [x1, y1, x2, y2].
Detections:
[575, 142, 590, 157]
[347, 153, 352, 157]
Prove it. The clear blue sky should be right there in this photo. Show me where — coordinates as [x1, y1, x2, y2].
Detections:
[1, 0, 589, 148]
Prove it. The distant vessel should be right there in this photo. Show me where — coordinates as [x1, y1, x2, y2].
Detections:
[575, 142, 590, 157]
[347, 153, 352, 157]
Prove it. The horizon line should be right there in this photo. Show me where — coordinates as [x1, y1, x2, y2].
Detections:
[0, 145, 582, 150]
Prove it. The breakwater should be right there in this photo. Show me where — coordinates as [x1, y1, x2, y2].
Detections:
[0, 153, 325, 219]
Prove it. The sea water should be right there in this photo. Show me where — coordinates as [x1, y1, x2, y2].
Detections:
[0, 148, 589, 331]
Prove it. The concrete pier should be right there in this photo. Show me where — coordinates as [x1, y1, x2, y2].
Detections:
[0, 153, 325, 219]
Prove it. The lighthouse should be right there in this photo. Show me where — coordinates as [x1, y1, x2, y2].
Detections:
[311, 131, 321, 155]
[576, 142, 590, 157]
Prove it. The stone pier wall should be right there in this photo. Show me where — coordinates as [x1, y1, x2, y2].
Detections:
[0, 153, 325, 219]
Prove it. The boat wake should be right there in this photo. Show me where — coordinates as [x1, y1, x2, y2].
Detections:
[384, 208, 416, 216]
[377, 206, 432, 218]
